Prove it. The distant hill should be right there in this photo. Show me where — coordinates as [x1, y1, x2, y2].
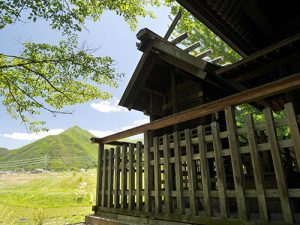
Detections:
[0, 147, 8, 156]
[0, 126, 98, 171]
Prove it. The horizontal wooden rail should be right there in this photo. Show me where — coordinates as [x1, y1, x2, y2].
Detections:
[92, 73, 300, 144]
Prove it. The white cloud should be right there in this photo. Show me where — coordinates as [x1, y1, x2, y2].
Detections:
[90, 98, 128, 113]
[88, 130, 115, 138]
[121, 118, 150, 131]
[3, 129, 64, 141]
[89, 118, 150, 139]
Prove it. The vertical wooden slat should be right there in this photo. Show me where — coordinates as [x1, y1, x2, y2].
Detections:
[163, 134, 172, 214]
[225, 106, 248, 220]
[128, 144, 134, 209]
[114, 147, 120, 208]
[101, 149, 107, 207]
[96, 143, 104, 207]
[185, 129, 199, 216]
[173, 131, 184, 215]
[246, 114, 269, 222]
[144, 132, 151, 213]
[211, 122, 228, 218]
[264, 107, 294, 223]
[197, 126, 212, 217]
[153, 137, 162, 213]
[107, 148, 113, 208]
[121, 145, 127, 209]
[136, 142, 142, 210]
[285, 102, 300, 168]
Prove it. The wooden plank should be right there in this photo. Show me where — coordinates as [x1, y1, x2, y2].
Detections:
[173, 131, 184, 215]
[285, 102, 300, 168]
[210, 56, 223, 64]
[96, 143, 104, 207]
[136, 142, 142, 211]
[153, 137, 162, 213]
[245, 115, 269, 222]
[114, 147, 120, 208]
[225, 106, 248, 220]
[164, 10, 182, 40]
[128, 144, 134, 209]
[120, 145, 127, 209]
[170, 33, 188, 45]
[211, 122, 228, 218]
[107, 148, 113, 208]
[184, 42, 201, 53]
[197, 49, 212, 59]
[144, 132, 151, 212]
[197, 126, 212, 216]
[185, 129, 199, 216]
[101, 149, 107, 207]
[93, 73, 300, 144]
[163, 134, 172, 214]
[263, 108, 294, 223]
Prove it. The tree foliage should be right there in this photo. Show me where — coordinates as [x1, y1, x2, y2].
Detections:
[0, 0, 160, 131]
[165, 1, 241, 64]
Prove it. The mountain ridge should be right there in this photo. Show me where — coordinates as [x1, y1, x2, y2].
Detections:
[0, 126, 98, 171]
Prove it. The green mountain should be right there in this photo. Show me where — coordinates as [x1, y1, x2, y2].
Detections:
[0, 126, 98, 171]
[0, 147, 8, 156]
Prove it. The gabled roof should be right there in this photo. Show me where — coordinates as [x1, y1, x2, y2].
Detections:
[177, 0, 300, 56]
[119, 29, 241, 111]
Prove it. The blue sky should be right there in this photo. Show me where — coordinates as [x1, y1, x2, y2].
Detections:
[0, 5, 172, 149]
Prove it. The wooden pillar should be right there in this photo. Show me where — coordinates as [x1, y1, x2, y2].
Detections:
[144, 131, 151, 213]
[225, 106, 248, 220]
[96, 143, 104, 208]
[212, 122, 228, 218]
[246, 115, 269, 222]
[114, 147, 120, 208]
[185, 129, 199, 216]
[264, 108, 294, 223]
[153, 137, 162, 213]
[173, 131, 184, 215]
[285, 102, 300, 169]
[163, 134, 172, 213]
[121, 145, 127, 209]
[197, 125, 212, 217]
[136, 142, 142, 210]
[101, 149, 107, 207]
[107, 148, 114, 208]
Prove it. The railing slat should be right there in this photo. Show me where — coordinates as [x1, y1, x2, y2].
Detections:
[154, 137, 162, 213]
[136, 142, 142, 210]
[245, 114, 269, 221]
[264, 107, 294, 223]
[114, 147, 120, 208]
[185, 129, 199, 216]
[173, 131, 184, 215]
[107, 148, 113, 207]
[96, 143, 104, 207]
[121, 145, 127, 209]
[212, 122, 228, 218]
[225, 106, 248, 220]
[101, 149, 107, 207]
[163, 134, 172, 213]
[285, 102, 300, 169]
[128, 144, 134, 209]
[197, 126, 212, 217]
[144, 132, 151, 212]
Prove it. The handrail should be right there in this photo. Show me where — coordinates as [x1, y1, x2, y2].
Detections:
[92, 73, 300, 144]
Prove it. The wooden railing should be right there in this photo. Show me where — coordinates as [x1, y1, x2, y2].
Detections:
[92, 102, 300, 224]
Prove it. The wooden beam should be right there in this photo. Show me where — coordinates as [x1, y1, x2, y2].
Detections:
[184, 42, 201, 53]
[92, 73, 300, 144]
[210, 56, 223, 64]
[197, 49, 212, 59]
[164, 10, 182, 40]
[170, 33, 188, 45]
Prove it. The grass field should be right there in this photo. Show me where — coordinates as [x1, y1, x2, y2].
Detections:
[0, 169, 97, 225]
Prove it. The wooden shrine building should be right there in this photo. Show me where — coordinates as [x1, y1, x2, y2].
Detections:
[86, 1, 300, 224]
